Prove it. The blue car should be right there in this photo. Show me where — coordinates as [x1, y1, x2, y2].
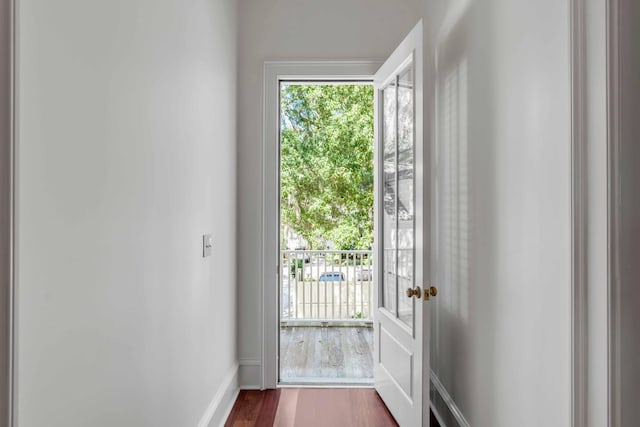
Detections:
[318, 272, 345, 282]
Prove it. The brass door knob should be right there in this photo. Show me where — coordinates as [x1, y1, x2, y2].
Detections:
[424, 286, 438, 300]
[406, 286, 422, 299]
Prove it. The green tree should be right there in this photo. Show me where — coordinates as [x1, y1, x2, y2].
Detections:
[280, 84, 374, 250]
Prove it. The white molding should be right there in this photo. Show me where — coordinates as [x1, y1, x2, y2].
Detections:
[430, 404, 447, 427]
[239, 385, 261, 391]
[606, 0, 621, 425]
[261, 60, 382, 389]
[240, 384, 262, 391]
[197, 363, 239, 427]
[6, 0, 16, 425]
[277, 383, 373, 389]
[430, 371, 470, 427]
[214, 389, 239, 427]
[238, 358, 261, 389]
[570, 0, 588, 425]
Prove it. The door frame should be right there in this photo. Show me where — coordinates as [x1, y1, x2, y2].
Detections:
[571, 0, 623, 425]
[260, 61, 382, 389]
[571, 0, 589, 424]
[1, 0, 14, 425]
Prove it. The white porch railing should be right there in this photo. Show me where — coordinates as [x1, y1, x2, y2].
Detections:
[280, 250, 373, 325]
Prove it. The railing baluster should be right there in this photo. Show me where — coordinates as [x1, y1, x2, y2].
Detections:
[282, 252, 285, 319]
[358, 252, 362, 318]
[288, 251, 291, 318]
[347, 252, 356, 319]
[339, 251, 353, 317]
[288, 253, 293, 319]
[316, 251, 320, 319]
[324, 251, 327, 319]
[347, 252, 358, 319]
[331, 255, 335, 319]
[279, 250, 372, 324]
[345, 253, 349, 321]
[337, 253, 341, 318]
[360, 253, 364, 319]
[354, 252, 358, 318]
[302, 253, 306, 319]
[367, 252, 370, 319]
[292, 252, 296, 319]
[354, 252, 358, 319]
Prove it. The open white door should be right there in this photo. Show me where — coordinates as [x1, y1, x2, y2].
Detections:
[373, 21, 431, 426]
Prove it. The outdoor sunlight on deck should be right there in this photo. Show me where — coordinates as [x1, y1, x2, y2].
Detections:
[279, 250, 374, 384]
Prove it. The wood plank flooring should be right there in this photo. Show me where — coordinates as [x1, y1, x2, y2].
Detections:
[279, 326, 373, 382]
[225, 389, 397, 427]
[225, 389, 443, 427]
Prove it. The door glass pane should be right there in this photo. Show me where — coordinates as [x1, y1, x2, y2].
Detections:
[396, 64, 414, 329]
[382, 81, 397, 315]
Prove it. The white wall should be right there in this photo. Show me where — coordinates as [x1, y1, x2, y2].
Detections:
[15, 1, 238, 426]
[236, 0, 423, 387]
[424, 1, 572, 426]
[619, 1, 640, 425]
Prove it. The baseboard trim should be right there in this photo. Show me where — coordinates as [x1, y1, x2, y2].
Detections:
[431, 403, 448, 427]
[240, 385, 262, 390]
[430, 370, 470, 427]
[239, 359, 261, 390]
[198, 363, 239, 427]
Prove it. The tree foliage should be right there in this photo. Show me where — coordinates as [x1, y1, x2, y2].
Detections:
[280, 84, 374, 250]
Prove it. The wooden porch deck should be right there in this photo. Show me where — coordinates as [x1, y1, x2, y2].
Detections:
[279, 326, 373, 383]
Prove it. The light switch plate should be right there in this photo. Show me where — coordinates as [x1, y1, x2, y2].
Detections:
[203, 234, 213, 257]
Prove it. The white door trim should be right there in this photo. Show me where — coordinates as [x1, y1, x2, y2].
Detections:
[570, 0, 588, 424]
[1, 0, 16, 425]
[261, 61, 382, 389]
[606, 0, 621, 425]
[572, 0, 622, 425]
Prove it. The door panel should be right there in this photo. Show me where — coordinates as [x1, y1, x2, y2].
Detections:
[380, 325, 413, 397]
[397, 64, 415, 330]
[373, 20, 428, 427]
[382, 82, 398, 315]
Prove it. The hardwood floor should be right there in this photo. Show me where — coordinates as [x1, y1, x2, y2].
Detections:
[225, 389, 443, 427]
[231, 327, 439, 425]
[225, 389, 396, 427]
[279, 326, 373, 383]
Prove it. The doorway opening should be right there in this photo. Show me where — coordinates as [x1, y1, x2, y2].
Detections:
[278, 81, 375, 385]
